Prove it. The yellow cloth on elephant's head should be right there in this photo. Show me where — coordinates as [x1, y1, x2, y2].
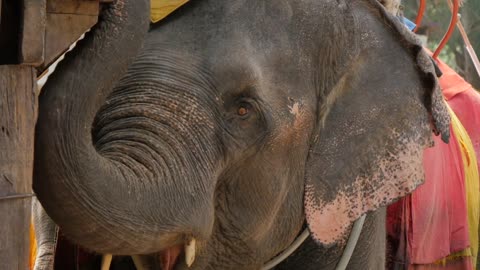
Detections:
[151, 0, 189, 23]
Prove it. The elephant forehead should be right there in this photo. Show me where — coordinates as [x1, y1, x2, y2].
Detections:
[147, 0, 323, 78]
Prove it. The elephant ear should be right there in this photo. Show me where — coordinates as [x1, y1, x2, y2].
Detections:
[304, 0, 450, 246]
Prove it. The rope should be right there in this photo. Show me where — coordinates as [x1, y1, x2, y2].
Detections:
[334, 215, 367, 270]
[446, 0, 480, 77]
[261, 214, 366, 270]
[261, 229, 310, 270]
[0, 193, 35, 202]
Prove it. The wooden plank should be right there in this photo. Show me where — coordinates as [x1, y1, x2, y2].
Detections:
[40, 0, 99, 70]
[0, 66, 36, 270]
[47, 0, 99, 15]
[19, 0, 47, 65]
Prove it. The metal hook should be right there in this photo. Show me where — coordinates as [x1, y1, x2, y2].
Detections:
[413, 0, 426, 33]
[432, 0, 460, 59]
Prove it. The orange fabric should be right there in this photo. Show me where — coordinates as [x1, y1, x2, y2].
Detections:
[436, 60, 473, 101]
[423, 48, 473, 101]
[29, 221, 37, 270]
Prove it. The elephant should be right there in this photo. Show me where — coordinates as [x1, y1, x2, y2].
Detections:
[32, 197, 58, 270]
[32, 0, 451, 269]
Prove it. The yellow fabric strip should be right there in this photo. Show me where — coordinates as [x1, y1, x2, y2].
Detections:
[151, 0, 190, 23]
[435, 104, 480, 268]
[434, 249, 472, 266]
[449, 104, 480, 269]
[30, 220, 37, 270]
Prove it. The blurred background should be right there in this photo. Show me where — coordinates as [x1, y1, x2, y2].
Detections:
[402, 0, 480, 89]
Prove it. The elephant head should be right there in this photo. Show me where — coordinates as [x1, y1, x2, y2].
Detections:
[33, 0, 449, 269]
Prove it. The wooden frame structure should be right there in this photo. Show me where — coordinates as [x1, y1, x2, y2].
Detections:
[0, 0, 106, 267]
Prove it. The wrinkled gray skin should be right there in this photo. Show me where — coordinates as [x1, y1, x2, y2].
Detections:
[32, 198, 58, 270]
[33, 0, 449, 269]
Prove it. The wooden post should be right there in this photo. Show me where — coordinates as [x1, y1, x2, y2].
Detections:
[0, 0, 100, 268]
[19, 0, 47, 65]
[41, 0, 99, 71]
[0, 66, 36, 270]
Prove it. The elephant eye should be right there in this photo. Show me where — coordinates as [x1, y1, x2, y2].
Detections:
[237, 103, 252, 118]
[238, 106, 248, 116]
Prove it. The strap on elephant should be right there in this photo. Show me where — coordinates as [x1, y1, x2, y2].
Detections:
[261, 214, 367, 270]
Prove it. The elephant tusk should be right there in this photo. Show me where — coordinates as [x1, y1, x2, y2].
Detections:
[101, 254, 113, 270]
[185, 238, 196, 267]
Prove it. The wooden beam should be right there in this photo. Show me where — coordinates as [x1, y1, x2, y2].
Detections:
[47, 0, 99, 15]
[0, 65, 36, 270]
[40, 0, 99, 71]
[19, 0, 47, 65]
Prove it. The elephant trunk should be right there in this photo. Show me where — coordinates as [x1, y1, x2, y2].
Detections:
[33, 0, 191, 254]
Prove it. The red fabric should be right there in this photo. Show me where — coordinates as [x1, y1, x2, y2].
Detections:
[387, 55, 479, 268]
[387, 122, 471, 267]
[436, 60, 480, 265]
[443, 90, 480, 175]
[431, 53, 480, 172]
[410, 129, 469, 263]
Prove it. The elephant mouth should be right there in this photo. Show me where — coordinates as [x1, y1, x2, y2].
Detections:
[160, 245, 182, 270]
[159, 238, 196, 269]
